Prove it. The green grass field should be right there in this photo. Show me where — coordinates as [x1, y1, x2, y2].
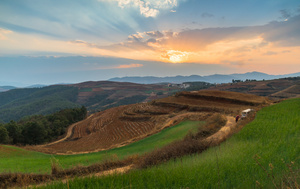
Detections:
[39, 98, 300, 188]
[0, 120, 203, 174]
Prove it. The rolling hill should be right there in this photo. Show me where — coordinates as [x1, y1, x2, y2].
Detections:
[0, 85, 80, 123]
[0, 77, 298, 123]
[44, 97, 299, 189]
[0, 81, 187, 123]
[28, 90, 270, 154]
[209, 77, 300, 99]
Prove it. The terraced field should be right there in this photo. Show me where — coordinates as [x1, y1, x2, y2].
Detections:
[38, 98, 300, 189]
[210, 77, 300, 99]
[0, 120, 203, 174]
[28, 90, 270, 154]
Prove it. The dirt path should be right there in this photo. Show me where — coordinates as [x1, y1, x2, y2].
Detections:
[93, 165, 133, 177]
[204, 116, 236, 145]
[31, 165, 133, 188]
[43, 123, 77, 147]
[39, 115, 94, 147]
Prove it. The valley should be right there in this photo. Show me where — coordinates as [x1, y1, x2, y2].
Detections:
[0, 78, 299, 188]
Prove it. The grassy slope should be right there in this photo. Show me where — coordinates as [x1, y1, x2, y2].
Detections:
[43, 98, 300, 188]
[0, 120, 203, 174]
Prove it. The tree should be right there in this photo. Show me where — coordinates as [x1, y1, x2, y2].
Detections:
[6, 121, 22, 144]
[22, 122, 46, 145]
[0, 126, 9, 144]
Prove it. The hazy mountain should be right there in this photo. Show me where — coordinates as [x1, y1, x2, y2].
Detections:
[25, 84, 48, 88]
[230, 71, 277, 81]
[109, 71, 300, 84]
[202, 74, 236, 83]
[109, 75, 208, 84]
[0, 86, 17, 93]
[0, 81, 28, 87]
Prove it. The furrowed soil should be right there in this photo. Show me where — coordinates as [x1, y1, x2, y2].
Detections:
[27, 90, 270, 154]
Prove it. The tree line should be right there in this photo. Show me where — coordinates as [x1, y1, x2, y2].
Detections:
[0, 106, 87, 145]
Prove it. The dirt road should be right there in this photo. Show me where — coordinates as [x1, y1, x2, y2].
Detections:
[41, 114, 94, 147]
[204, 116, 236, 145]
[40, 122, 77, 147]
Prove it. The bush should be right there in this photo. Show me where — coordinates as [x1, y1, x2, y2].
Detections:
[138, 113, 227, 168]
[0, 126, 9, 144]
[193, 113, 227, 140]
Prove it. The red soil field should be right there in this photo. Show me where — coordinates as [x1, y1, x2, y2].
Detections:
[209, 77, 300, 99]
[29, 90, 270, 154]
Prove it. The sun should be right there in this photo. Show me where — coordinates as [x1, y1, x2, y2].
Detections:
[169, 54, 183, 63]
[166, 50, 189, 63]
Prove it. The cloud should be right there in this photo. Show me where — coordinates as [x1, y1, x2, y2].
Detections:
[201, 12, 214, 18]
[222, 60, 245, 66]
[70, 40, 98, 47]
[61, 13, 300, 66]
[92, 63, 144, 70]
[100, 0, 179, 17]
[280, 9, 292, 20]
[263, 51, 278, 56]
[3, 7, 300, 70]
[114, 63, 143, 69]
[262, 15, 300, 46]
[95, 13, 300, 65]
[145, 31, 164, 38]
[0, 28, 12, 40]
[128, 32, 144, 42]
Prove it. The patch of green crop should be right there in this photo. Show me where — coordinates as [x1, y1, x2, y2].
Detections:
[0, 120, 203, 174]
[40, 98, 300, 188]
[144, 90, 155, 94]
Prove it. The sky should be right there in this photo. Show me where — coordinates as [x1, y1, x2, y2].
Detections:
[0, 0, 300, 86]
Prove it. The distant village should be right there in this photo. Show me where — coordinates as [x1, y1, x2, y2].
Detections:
[168, 83, 191, 89]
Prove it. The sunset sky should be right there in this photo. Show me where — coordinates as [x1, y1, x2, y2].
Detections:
[1, 0, 300, 86]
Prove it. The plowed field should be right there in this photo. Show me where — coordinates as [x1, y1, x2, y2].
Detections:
[29, 90, 270, 154]
[209, 77, 300, 99]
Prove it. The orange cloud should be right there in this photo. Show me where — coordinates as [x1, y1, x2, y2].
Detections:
[0, 28, 12, 40]
[1, 14, 299, 75]
[114, 63, 143, 69]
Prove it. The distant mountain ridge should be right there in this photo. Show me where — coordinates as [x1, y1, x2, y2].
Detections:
[109, 71, 300, 84]
[0, 86, 17, 92]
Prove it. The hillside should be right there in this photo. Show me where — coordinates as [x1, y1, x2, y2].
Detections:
[29, 90, 270, 154]
[0, 121, 204, 175]
[209, 77, 300, 99]
[0, 81, 187, 123]
[46, 98, 299, 189]
[0, 77, 298, 123]
[68, 81, 184, 112]
[0, 85, 80, 123]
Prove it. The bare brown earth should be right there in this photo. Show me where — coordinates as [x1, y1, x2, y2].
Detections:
[204, 116, 236, 146]
[209, 77, 300, 99]
[27, 90, 270, 154]
[32, 165, 134, 188]
[68, 81, 181, 112]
